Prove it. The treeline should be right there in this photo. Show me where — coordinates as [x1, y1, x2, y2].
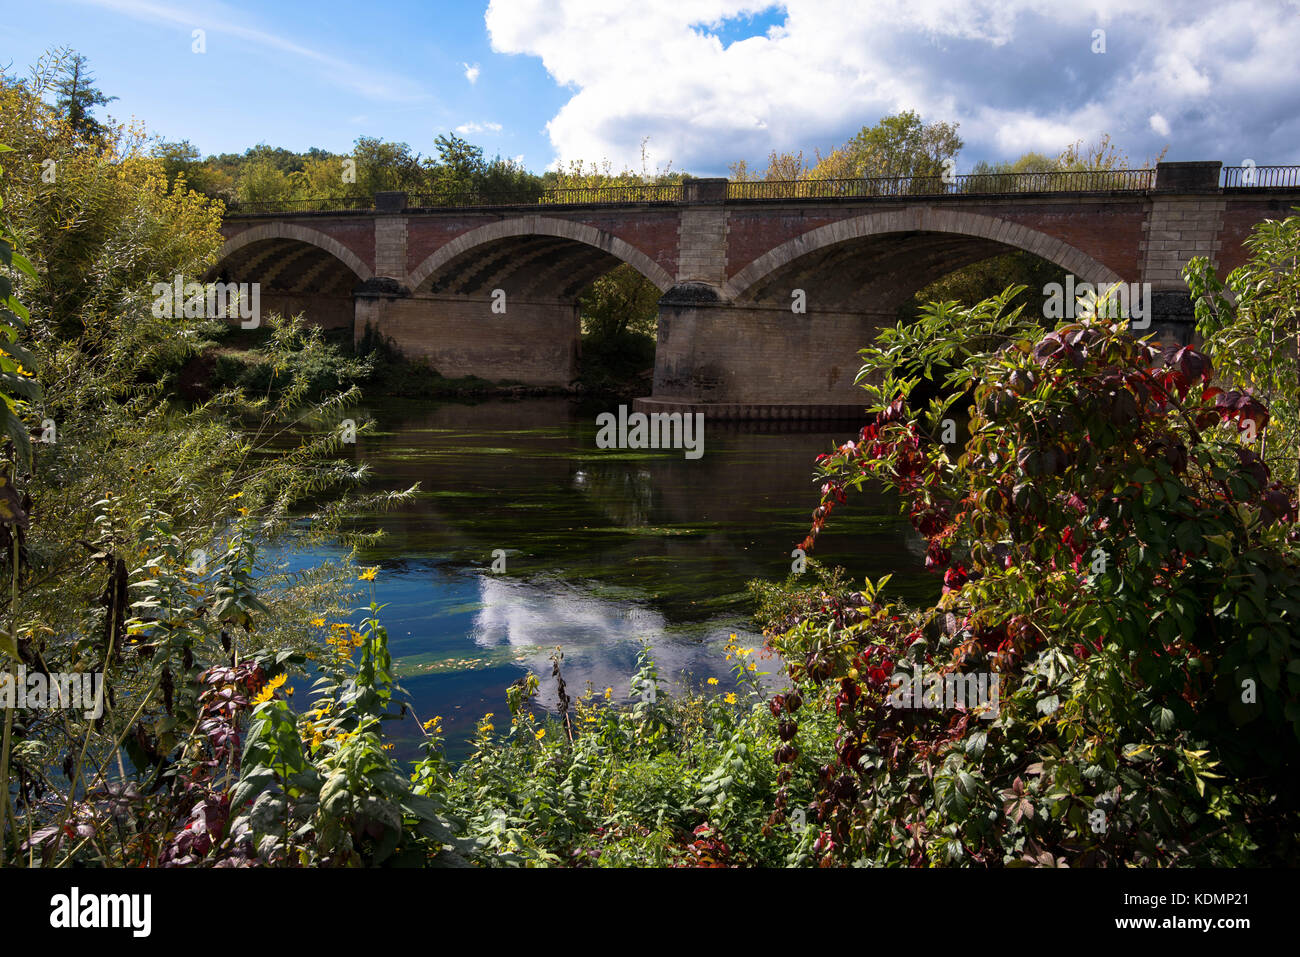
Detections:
[164, 111, 1163, 209]
[730, 111, 1165, 183]
[156, 134, 544, 207]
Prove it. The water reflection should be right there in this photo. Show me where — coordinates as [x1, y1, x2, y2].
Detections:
[301, 397, 936, 759]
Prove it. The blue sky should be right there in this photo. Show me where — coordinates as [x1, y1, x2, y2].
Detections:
[3, 0, 1298, 176]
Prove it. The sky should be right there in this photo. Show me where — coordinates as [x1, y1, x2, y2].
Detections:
[3, 0, 1299, 176]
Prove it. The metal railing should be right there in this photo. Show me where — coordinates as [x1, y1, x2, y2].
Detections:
[226, 183, 687, 213]
[726, 168, 1156, 200]
[538, 183, 685, 204]
[220, 165, 1300, 215]
[223, 195, 375, 214]
[1222, 165, 1300, 188]
[406, 185, 685, 207]
[405, 189, 544, 208]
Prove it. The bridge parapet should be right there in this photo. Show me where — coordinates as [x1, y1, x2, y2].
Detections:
[1155, 162, 1222, 192]
[221, 162, 1300, 217]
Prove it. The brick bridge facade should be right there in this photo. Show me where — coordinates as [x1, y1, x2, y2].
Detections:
[216, 162, 1300, 418]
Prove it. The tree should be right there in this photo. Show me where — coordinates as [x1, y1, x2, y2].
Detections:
[349, 136, 425, 197]
[53, 51, 117, 140]
[421, 133, 488, 200]
[899, 250, 1067, 324]
[970, 135, 1169, 185]
[152, 139, 235, 200]
[1185, 212, 1300, 496]
[783, 294, 1299, 866]
[730, 149, 814, 182]
[839, 110, 962, 179]
[578, 263, 660, 341]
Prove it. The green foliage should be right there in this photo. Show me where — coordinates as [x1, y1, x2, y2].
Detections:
[842, 110, 963, 180]
[0, 65, 426, 866]
[436, 640, 815, 867]
[730, 110, 962, 183]
[970, 133, 1167, 180]
[175, 130, 544, 208]
[898, 251, 1066, 325]
[0, 144, 41, 470]
[1185, 211, 1300, 493]
[207, 315, 373, 400]
[573, 329, 656, 398]
[52, 50, 117, 141]
[782, 295, 1300, 866]
[579, 264, 660, 341]
[227, 602, 468, 866]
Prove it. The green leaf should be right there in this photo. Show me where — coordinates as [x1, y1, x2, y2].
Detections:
[1152, 706, 1176, 732]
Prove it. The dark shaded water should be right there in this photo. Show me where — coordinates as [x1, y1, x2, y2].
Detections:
[286, 397, 934, 760]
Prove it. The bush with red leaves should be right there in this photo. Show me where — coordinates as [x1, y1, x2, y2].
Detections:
[768, 297, 1300, 867]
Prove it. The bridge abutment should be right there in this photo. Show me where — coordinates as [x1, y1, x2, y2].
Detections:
[354, 285, 580, 387]
[637, 283, 882, 420]
[1140, 162, 1224, 345]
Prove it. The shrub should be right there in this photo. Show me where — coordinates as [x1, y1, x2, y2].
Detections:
[774, 292, 1300, 866]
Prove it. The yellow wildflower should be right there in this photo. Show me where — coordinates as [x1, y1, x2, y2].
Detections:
[423, 716, 443, 733]
[724, 692, 737, 705]
[359, 566, 379, 582]
[707, 677, 719, 685]
[309, 617, 326, 628]
[535, 728, 546, 741]
[604, 687, 613, 700]
[252, 673, 288, 705]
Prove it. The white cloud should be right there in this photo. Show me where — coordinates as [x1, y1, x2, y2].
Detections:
[485, 0, 1300, 172]
[1149, 113, 1171, 137]
[454, 121, 503, 135]
[464, 62, 481, 84]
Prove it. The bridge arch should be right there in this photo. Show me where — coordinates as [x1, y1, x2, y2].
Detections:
[723, 208, 1123, 305]
[406, 216, 675, 296]
[213, 222, 373, 282]
[210, 223, 373, 331]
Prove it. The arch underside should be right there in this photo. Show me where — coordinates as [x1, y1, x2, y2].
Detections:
[737, 231, 1023, 312]
[726, 209, 1123, 312]
[416, 235, 652, 299]
[211, 238, 361, 296]
[209, 238, 361, 329]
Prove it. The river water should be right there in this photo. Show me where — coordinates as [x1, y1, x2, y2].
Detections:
[288, 397, 935, 760]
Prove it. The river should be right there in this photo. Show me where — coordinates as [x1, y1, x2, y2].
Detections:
[284, 397, 935, 760]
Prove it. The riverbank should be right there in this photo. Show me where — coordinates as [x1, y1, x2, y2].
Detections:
[176, 324, 656, 403]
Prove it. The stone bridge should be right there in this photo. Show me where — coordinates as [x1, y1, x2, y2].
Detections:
[216, 161, 1300, 418]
